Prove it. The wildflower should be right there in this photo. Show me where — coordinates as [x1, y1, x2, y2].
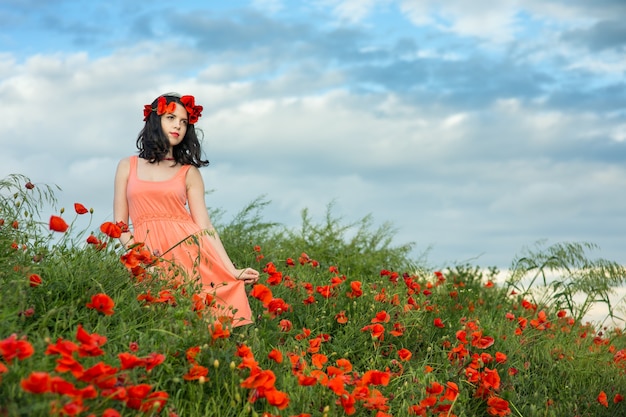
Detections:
[336, 358, 353, 373]
[598, 391, 609, 407]
[209, 322, 231, 340]
[263, 262, 282, 285]
[49, 215, 69, 232]
[316, 285, 333, 298]
[76, 324, 107, 357]
[486, 396, 511, 416]
[443, 381, 459, 402]
[308, 336, 323, 353]
[86, 293, 115, 315]
[251, 283, 273, 305]
[361, 324, 385, 341]
[264, 387, 290, 409]
[347, 281, 363, 298]
[433, 318, 445, 328]
[266, 298, 291, 317]
[398, 348, 412, 361]
[471, 331, 495, 349]
[335, 311, 348, 324]
[390, 322, 405, 337]
[241, 368, 276, 390]
[311, 353, 328, 369]
[74, 203, 89, 215]
[299, 252, 311, 265]
[0, 334, 34, 361]
[119, 353, 146, 370]
[614, 393, 624, 403]
[126, 384, 153, 410]
[371, 311, 390, 323]
[29, 273, 42, 287]
[184, 364, 209, 381]
[100, 221, 122, 238]
[20, 372, 52, 394]
[278, 319, 292, 332]
[268, 349, 283, 364]
[361, 370, 391, 386]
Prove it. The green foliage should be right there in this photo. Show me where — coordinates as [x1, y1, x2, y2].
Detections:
[1, 175, 625, 417]
[507, 241, 626, 324]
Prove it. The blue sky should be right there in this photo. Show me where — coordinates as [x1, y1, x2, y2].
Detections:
[1, 0, 625, 270]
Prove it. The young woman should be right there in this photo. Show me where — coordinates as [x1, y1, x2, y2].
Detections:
[113, 93, 258, 327]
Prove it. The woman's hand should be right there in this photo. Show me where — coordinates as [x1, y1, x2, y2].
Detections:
[234, 267, 260, 284]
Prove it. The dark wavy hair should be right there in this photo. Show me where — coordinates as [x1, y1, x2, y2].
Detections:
[136, 93, 209, 167]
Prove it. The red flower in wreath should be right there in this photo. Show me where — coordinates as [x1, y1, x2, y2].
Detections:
[180, 95, 203, 124]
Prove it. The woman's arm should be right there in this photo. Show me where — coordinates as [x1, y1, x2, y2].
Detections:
[113, 158, 133, 248]
[186, 166, 259, 283]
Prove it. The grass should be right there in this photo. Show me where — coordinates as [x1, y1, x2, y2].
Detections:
[1, 173, 626, 417]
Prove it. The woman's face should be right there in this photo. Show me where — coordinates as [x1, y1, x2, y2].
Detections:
[160, 102, 188, 147]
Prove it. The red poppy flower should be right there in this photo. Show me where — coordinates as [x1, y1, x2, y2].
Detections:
[471, 331, 495, 349]
[126, 383, 153, 410]
[267, 298, 290, 317]
[180, 95, 203, 124]
[598, 391, 609, 407]
[297, 373, 318, 386]
[311, 353, 328, 369]
[268, 349, 283, 364]
[118, 353, 145, 370]
[278, 319, 292, 332]
[347, 280, 363, 298]
[86, 293, 115, 316]
[264, 387, 290, 410]
[100, 222, 122, 238]
[209, 322, 230, 340]
[183, 364, 209, 381]
[21, 372, 52, 394]
[29, 273, 42, 287]
[143, 352, 165, 372]
[140, 391, 169, 413]
[371, 310, 390, 323]
[361, 370, 391, 386]
[398, 348, 412, 361]
[0, 334, 34, 361]
[50, 376, 76, 396]
[335, 311, 348, 324]
[361, 324, 385, 341]
[74, 203, 88, 215]
[49, 215, 69, 232]
[76, 324, 107, 357]
[433, 318, 445, 328]
[241, 368, 276, 390]
[486, 396, 511, 416]
[316, 285, 333, 298]
[250, 284, 273, 305]
[156, 96, 177, 116]
[263, 262, 283, 285]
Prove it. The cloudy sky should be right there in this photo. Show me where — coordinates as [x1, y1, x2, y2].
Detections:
[1, 0, 625, 270]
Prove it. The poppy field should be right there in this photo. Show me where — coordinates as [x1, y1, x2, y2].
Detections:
[1, 173, 626, 417]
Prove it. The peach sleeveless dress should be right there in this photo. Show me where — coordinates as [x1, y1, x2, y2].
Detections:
[126, 155, 253, 327]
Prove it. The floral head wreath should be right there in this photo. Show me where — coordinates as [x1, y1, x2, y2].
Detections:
[143, 95, 203, 124]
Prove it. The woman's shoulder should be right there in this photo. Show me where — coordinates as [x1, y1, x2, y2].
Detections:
[115, 156, 134, 176]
